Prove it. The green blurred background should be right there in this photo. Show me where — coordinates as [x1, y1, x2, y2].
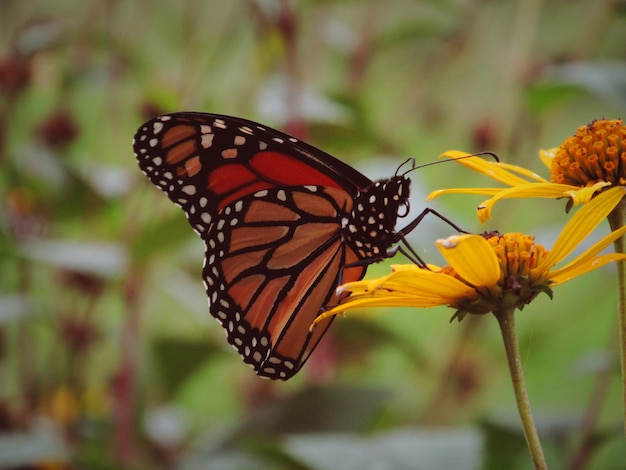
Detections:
[1, 1, 626, 469]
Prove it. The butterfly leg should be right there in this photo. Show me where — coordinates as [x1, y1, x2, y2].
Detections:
[386, 237, 428, 268]
[337, 236, 427, 283]
[391, 207, 469, 267]
[396, 207, 468, 240]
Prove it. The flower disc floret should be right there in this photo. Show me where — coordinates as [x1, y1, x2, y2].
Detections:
[551, 119, 626, 187]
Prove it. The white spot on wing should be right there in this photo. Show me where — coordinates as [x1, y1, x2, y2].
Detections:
[182, 185, 196, 195]
[201, 133, 214, 148]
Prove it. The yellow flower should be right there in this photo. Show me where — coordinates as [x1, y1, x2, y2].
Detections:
[314, 187, 626, 324]
[428, 118, 625, 222]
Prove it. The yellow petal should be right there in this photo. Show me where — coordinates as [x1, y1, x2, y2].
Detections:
[482, 182, 582, 201]
[436, 234, 500, 287]
[493, 162, 547, 183]
[534, 186, 626, 272]
[427, 187, 504, 200]
[563, 182, 612, 205]
[549, 253, 626, 285]
[438, 150, 473, 160]
[312, 268, 477, 326]
[380, 269, 477, 300]
[390, 264, 423, 272]
[548, 225, 626, 279]
[538, 148, 557, 169]
[439, 151, 533, 186]
[337, 266, 475, 302]
[475, 183, 591, 222]
[312, 297, 415, 325]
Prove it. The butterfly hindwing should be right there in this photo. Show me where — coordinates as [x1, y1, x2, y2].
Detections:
[202, 185, 365, 379]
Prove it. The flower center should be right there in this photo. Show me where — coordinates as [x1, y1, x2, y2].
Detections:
[486, 232, 549, 288]
[550, 119, 626, 187]
[445, 233, 552, 315]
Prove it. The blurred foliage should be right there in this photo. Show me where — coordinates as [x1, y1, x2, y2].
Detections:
[1, 0, 625, 468]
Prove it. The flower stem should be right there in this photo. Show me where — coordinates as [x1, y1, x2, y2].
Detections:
[607, 198, 626, 440]
[495, 307, 547, 470]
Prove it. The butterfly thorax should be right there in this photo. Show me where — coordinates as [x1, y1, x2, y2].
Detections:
[342, 175, 411, 260]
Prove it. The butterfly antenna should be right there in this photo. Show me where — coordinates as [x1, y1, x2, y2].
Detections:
[399, 151, 500, 177]
[395, 157, 416, 176]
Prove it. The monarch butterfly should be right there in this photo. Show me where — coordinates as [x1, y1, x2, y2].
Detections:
[133, 112, 431, 380]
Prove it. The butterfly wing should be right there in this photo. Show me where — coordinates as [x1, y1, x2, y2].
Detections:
[133, 112, 372, 379]
[205, 186, 366, 379]
[134, 112, 371, 232]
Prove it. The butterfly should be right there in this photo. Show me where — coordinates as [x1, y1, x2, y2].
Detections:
[133, 112, 429, 380]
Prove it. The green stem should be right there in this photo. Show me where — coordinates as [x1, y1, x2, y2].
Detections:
[495, 307, 547, 470]
[607, 199, 626, 440]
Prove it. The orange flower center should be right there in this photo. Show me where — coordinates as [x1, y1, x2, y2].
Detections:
[486, 232, 549, 288]
[550, 119, 626, 187]
[443, 233, 551, 316]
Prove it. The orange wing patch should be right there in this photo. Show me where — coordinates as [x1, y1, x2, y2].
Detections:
[161, 123, 196, 150]
[244, 200, 300, 223]
[228, 225, 289, 253]
[267, 222, 338, 270]
[292, 188, 349, 217]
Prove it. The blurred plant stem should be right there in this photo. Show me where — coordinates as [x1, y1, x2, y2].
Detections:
[565, 330, 616, 470]
[607, 198, 626, 440]
[114, 272, 142, 465]
[419, 317, 482, 425]
[17, 258, 37, 418]
[495, 306, 547, 470]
